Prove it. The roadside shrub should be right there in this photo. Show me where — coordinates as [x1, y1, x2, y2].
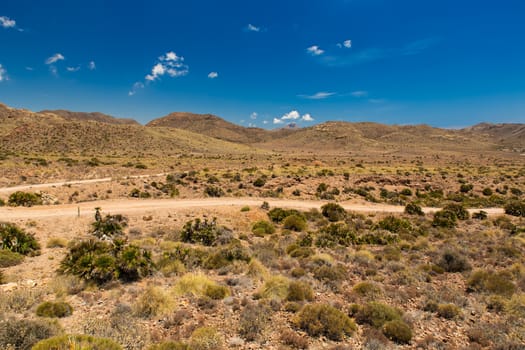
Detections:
[382, 320, 412, 344]
[443, 203, 470, 220]
[0, 249, 24, 267]
[36, 301, 73, 318]
[190, 327, 223, 350]
[204, 186, 224, 197]
[321, 203, 346, 222]
[504, 200, 525, 217]
[436, 248, 471, 273]
[472, 211, 488, 220]
[0, 222, 40, 255]
[405, 202, 424, 216]
[251, 220, 275, 236]
[437, 303, 461, 319]
[377, 216, 412, 233]
[0, 198, 4, 206]
[0, 318, 60, 350]
[287, 281, 314, 302]
[60, 239, 153, 284]
[268, 208, 303, 223]
[353, 302, 402, 328]
[295, 303, 356, 340]
[283, 215, 307, 232]
[482, 188, 493, 196]
[92, 214, 128, 239]
[8, 191, 42, 207]
[47, 237, 68, 248]
[432, 210, 457, 228]
[315, 223, 356, 247]
[253, 177, 266, 187]
[32, 335, 122, 350]
[180, 218, 225, 246]
[467, 269, 516, 296]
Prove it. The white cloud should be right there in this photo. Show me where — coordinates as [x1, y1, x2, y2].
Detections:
[343, 40, 352, 48]
[49, 66, 58, 76]
[0, 16, 16, 28]
[25, 66, 34, 71]
[66, 66, 80, 72]
[45, 53, 65, 64]
[302, 113, 314, 121]
[263, 120, 269, 124]
[88, 61, 96, 70]
[351, 90, 368, 97]
[282, 110, 300, 120]
[250, 112, 257, 120]
[273, 118, 284, 124]
[0, 64, 8, 82]
[247, 24, 260, 32]
[369, 98, 386, 104]
[128, 82, 145, 96]
[144, 51, 188, 82]
[300, 91, 335, 100]
[307, 45, 324, 56]
[208, 71, 218, 79]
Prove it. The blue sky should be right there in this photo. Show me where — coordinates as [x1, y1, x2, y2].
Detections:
[1, 0, 524, 127]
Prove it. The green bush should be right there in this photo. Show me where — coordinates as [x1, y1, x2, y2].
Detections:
[32, 335, 122, 350]
[504, 200, 525, 217]
[377, 216, 412, 233]
[313, 264, 347, 284]
[36, 301, 73, 318]
[295, 303, 356, 340]
[472, 211, 488, 220]
[437, 303, 461, 319]
[60, 239, 153, 284]
[268, 208, 303, 223]
[8, 191, 42, 207]
[382, 319, 412, 344]
[352, 282, 382, 298]
[204, 284, 230, 300]
[443, 203, 470, 220]
[467, 269, 516, 296]
[432, 210, 457, 228]
[482, 188, 493, 196]
[315, 223, 356, 247]
[0, 318, 60, 350]
[0, 222, 40, 255]
[251, 220, 275, 236]
[321, 203, 346, 222]
[180, 218, 223, 246]
[353, 302, 403, 328]
[436, 248, 471, 273]
[405, 202, 424, 216]
[204, 186, 224, 197]
[253, 177, 266, 187]
[287, 281, 314, 302]
[283, 215, 307, 232]
[0, 249, 24, 267]
[91, 214, 128, 239]
[203, 242, 251, 269]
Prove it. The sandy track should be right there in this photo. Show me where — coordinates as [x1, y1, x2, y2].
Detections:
[0, 197, 504, 220]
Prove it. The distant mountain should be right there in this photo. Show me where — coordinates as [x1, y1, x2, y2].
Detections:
[464, 123, 525, 151]
[39, 109, 140, 125]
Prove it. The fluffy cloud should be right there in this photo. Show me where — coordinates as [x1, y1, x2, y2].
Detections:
[300, 91, 335, 100]
[208, 71, 218, 79]
[0, 64, 8, 82]
[45, 53, 65, 64]
[88, 61, 96, 70]
[337, 39, 352, 49]
[307, 45, 324, 56]
[145, 51, 188, 81]
[250, 112, 257, 120]
[0, 16, 16, 28]
[274, 110, 314, 124]
[67, 66, 80, 72]
[247, 24, 260, 32]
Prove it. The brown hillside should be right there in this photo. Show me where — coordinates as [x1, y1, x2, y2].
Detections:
[39, 109, 140, 125]
[464, 123, 525, 151]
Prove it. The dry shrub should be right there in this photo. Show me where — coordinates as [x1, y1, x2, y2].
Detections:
[294, 303, 356, 341]
[189, 327, 223, 350]
[32, 335, 122, 350]
[239, 302, 272, 341]
[46, 237, 68, 248]
[36, 301, 73, 318]
[258, 275, 290, 301]
[133, 286, 174, 318]
[280, 329, 309, 349]
[0, 317, 61, 350]
[173, 273, 227, 299]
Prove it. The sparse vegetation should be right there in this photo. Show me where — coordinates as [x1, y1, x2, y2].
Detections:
[295, 303, 356, 340]
[32, 335, 122, 350]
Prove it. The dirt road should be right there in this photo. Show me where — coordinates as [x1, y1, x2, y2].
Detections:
[0, 197, 504, 220]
